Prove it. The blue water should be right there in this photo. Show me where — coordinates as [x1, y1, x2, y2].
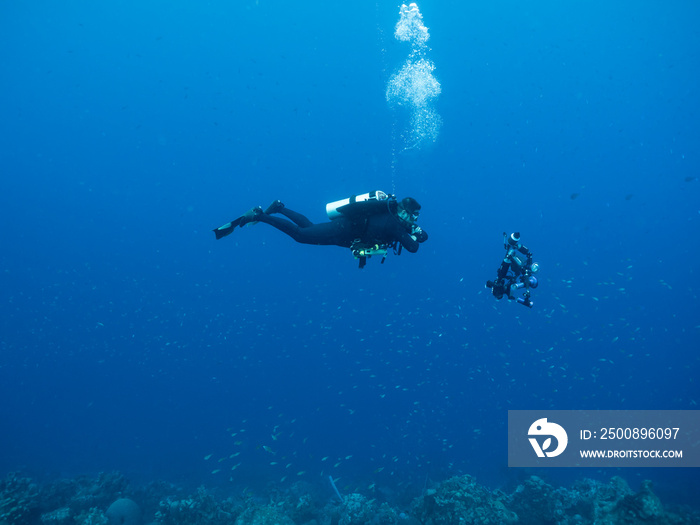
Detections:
[1, 0, 698, 507]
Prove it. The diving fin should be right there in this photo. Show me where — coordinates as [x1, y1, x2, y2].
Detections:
[212, 217, 242, 240]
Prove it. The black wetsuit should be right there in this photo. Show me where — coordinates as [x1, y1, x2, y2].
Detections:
[255, 200, 424, 253]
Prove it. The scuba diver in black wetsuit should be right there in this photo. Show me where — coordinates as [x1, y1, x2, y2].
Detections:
[486, 232, 540, 308]
[213, 191, 428, 268]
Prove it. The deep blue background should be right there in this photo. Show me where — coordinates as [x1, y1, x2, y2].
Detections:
[1, 0, 698, 506]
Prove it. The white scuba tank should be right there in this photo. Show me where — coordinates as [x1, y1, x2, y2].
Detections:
[325, 190, 389, 220]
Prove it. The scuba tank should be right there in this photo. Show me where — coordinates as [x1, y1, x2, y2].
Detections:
[326, 190, 390, 220]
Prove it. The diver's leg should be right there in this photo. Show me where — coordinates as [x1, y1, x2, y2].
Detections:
[263, 200, 317, 228]
[264, 200, 285, 215]
[277, 208, 314, 228]
[255, 214, 347, 246]
[497, 261, 510, 279]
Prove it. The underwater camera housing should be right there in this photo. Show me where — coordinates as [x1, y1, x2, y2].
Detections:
[512, 275, 538, 290]
[516, 294, 533, 308]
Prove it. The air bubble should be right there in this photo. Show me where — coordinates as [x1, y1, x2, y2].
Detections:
[386, 3, 442, 151]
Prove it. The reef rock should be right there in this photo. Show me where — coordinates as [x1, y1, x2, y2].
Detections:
[234, 503, 294, 525]
[412, 475, 517, 525]
[106, 498, 141, 525]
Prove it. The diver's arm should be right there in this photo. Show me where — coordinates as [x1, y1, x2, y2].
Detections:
[399, 231, 420, 253]
[412, 226, 428, 243]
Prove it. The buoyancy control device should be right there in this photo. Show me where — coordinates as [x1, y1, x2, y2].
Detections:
[325, 191, 398, 268]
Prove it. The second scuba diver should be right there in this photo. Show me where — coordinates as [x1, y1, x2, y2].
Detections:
[486, 232, 540, 308]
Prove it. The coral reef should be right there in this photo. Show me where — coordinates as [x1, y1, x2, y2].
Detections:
[508, 475, 583, 523]
[0, 470, 698, 525]
[322, 493, 402, 525]
[40, 506, 72, 525]
[41, 472, 130, 515]
[275, 481, 321, 524]
[234, 503, 295, 525]
[0, 472, 40, 525]
[412, 475, 517, 525]
[507, 475, 694, 525]
[73, 508, 109, 525]
[154, 485, 246, 525]
[338, 493, 379, 525]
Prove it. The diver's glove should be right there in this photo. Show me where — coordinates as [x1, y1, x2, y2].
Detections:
[412, 226, 428, 243]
